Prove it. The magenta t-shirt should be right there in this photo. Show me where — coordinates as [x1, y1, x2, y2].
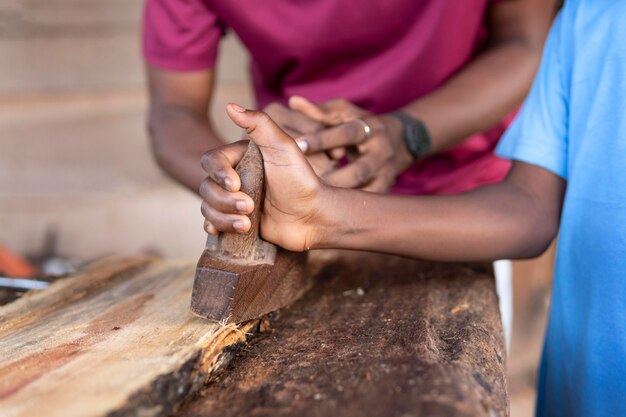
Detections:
[143, 0, 511, 195]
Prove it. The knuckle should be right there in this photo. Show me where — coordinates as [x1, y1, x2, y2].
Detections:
[213, 149, 228, 163]
[355, 165, 372, 184]
[216, 167, 230, 181]
[199, 179, 210, 197]
[201, 204, 229, 230]
[329, 97, 347, 107]
[200, 200, 210, 218]
[257, 111, 272, 124]
[211, 217, 228, 230]
[345, 121, 363, 141]
[200, 152, 214, 170]
[209, 168, 224, 185]
[307, 133, 323, 150]
[380, 143, 394, 161]
[201, 151, 226, 177]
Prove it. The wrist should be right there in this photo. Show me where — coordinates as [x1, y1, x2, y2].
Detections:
[306, 185, 359, 250]
[379, 114, 413, 171]
[389, 111, 432, 161]
[308, 186, 378, 251]
[306, 184, 337, 250]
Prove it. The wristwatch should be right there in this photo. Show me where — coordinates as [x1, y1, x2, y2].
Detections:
[391, 111, 431, 160]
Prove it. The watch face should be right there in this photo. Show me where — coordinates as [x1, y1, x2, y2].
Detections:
[409, 124, 420, 139]
[407, 120, 430, 157]
[393, 111, 431, 159]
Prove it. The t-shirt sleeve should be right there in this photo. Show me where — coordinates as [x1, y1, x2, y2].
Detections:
[496, 12, 569, 179]
[142, 0, 225, 71]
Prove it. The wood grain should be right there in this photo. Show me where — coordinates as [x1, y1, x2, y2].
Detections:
[0, 251, 507, 417]
[0, 257, 258, 417]
[191, 250, 309, 323]
[180, 251, 508, 417]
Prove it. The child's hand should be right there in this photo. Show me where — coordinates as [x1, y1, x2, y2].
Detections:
[199, 103, 329, 252]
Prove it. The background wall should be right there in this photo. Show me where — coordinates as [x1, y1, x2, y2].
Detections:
[0, 0, 251, 259]
[0, 1, 552, 415]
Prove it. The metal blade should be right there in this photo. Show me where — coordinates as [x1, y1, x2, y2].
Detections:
[0, 277, 49, 291]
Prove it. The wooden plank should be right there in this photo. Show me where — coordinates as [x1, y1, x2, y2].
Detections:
[178, 251, 508, 417]
[0, 257, 259, 417]
[0, 251, 507, 417]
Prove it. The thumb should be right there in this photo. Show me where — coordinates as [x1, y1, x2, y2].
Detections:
[226, 103, 299, 151]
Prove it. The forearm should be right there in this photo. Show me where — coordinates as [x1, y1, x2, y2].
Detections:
[148, 105, 224, 192]
[402, 0, 557, 154]
[404, 42, 541, 155]
[316, 172, 560, 261]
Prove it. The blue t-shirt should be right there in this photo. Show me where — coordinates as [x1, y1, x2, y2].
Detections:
[496, 1, 626, 416]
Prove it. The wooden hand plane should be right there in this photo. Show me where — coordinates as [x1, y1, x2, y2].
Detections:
[190, 142, 309, 323]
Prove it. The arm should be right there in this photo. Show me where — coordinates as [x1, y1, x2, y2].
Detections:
[147, 66, 221, 192]
[317, 162, 565, 261]
[405, 0, 557, 154]
[201, 105, 566, 261]
[291, 0, 557, 191]
[147, 67, 334, 192]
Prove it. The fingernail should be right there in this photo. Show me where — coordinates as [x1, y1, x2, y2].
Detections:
[223, 177, 234, 191]
[230, 103, 246, 113]
[296, 139, 308, 153]
[204, 221, 217, 235]
[233, 220, 246, 232]
[236, 200, 248, 212]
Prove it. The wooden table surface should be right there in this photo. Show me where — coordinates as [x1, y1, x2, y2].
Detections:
[0, 251, 507, 417]
[178, 251, 508, 417]
[0, 257, 257, 417]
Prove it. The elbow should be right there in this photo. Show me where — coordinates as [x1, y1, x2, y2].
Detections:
[491, 28, 546, 75]
[517, 208, 560, 259]
[526, 217, 559, 258]
[506, 37, 544, 77]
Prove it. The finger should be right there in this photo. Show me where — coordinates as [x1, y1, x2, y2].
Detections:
[282, 126, 302, 139]
[199, 179, 254, 214]
[328, 147, 347, 160]
[226, 103, 303, 155]
[319, 97, 371, 123]
[200, 140, 248, 192]
[360, 170, 395, 193]
[321, 97, 368, 120]
[296, 120, 368, 154]
[204, 219, 219, 236]
[288, 96, 342, 126]
[306, 152, 338, 177]
[323, 153, 383, 188]
[265, 101, 322, 135]
[201, 200, 251, 233]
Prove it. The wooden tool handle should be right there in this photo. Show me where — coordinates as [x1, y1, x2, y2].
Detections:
[217, 141, 264, 260]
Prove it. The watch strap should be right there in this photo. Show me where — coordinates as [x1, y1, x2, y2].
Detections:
[391, 111, 431, 160]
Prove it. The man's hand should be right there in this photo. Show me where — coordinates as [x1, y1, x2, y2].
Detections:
[263, 102, 337, 180]
[200, 104, 329, 252]
[289, 97, 414, 193]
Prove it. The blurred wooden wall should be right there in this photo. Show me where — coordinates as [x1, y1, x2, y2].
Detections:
[0, 0, 252, 260]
